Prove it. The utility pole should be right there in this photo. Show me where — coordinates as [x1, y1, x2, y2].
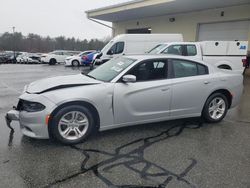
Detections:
[12, 26, 16, 61]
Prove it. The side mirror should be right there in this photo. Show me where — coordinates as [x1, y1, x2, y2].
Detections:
[122, 75, 136, 83]
[107, 49, 114, 55]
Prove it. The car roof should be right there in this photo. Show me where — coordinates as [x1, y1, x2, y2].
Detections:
[123, 54, 211, 67]
[156, 42, 197, 45]
[125, 54, 194, 61]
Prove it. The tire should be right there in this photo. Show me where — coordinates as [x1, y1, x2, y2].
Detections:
[50, 105, 95, 144]
[202, 93, 228, 123]
[72, 60, 79, 67]
[49, 59, 57, 65]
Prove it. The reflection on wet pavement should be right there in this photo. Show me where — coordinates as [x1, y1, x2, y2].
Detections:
[45, 119, 202, 188]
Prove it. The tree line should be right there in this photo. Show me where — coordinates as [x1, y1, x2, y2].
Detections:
[0, 32, 109, 53]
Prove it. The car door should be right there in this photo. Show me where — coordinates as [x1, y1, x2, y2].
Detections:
[113, 59, 172, 125]
[169, 58, 211, 117]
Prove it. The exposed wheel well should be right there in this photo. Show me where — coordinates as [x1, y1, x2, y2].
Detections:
[50, 58, 56, 62]
[217, 64, 232, 70]
[48, 101, 100, 135]
[209, 89, 232, 109]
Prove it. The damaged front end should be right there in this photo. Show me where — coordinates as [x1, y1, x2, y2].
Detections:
[5, 108, 20, 130]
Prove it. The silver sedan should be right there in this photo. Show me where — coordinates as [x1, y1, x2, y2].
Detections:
[6, 55, 243, 144]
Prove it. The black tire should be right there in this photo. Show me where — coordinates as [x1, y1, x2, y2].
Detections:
[90, 63, 94, 70]
[72, 60, 80, 67]
[50, 105, 95, 144]
[49, 59, 57, 65]
[202, 93, 228, 123]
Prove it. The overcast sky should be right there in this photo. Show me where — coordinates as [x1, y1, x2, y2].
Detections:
[0, 0, 129, 40]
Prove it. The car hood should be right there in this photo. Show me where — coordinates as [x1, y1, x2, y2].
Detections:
[26, 74, 102, 94]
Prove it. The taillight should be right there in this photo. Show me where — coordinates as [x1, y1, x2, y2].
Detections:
[242, 58, 247, 67]
[82, 56, 88, 60]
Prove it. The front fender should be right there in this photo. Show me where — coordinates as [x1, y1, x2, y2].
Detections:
[42, 83, 115, 128]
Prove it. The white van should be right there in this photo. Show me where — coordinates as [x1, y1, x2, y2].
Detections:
[97, 34, 183, 63]
[148, 41, 249, 73]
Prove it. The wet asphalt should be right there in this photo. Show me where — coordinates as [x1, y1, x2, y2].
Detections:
[0, 64, 249, 188]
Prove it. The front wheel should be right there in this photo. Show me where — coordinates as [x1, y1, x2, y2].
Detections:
[202, 93, 228, 123]
[72, 60, 79, 67]
[50, 105, 95, 144]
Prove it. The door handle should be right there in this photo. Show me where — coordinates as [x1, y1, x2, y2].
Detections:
[161, 88, 170, 92]
[204, 81, 210, 85]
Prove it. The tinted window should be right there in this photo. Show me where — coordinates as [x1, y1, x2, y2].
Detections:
[171, 59, 207, 78]
[129, 60, 168, 81]
[108, 42, 125, 54]
[197, 64, 207, 75]
[186, 45, 197, 56]
[63, 52, 73, 56]
[148, 44, 168, 54]
[116, 42, 124, 54]
[53, 52, 63, 55]
[162, 45, 183, 55]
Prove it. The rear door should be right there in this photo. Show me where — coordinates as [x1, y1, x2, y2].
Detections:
[169, 58, 211, 117]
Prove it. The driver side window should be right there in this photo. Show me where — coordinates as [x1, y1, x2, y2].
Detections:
[128, 59, 168, 81]
[107, 42, 125, 55]
[162, 45, 183, 55]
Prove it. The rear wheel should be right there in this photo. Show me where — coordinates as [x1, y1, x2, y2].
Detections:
[72, 60, 80, 67]
[49, 59, 57, 65]
[50, 105, 95, 144]
[202, 93, 228, 123]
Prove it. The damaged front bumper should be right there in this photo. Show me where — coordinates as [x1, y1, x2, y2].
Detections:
[5, 109, 19, 130]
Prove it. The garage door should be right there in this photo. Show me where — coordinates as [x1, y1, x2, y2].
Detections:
[198, 20, 250, 41]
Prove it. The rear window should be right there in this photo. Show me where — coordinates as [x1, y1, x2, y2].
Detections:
[186, 45, 197, 56]
[171, 59, 208, 78]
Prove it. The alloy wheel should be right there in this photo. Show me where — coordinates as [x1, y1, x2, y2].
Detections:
[208, 97, 226, 120]
[58, 111, 89, 140]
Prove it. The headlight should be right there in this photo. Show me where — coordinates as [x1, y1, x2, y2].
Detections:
[19, 100, 45, 112]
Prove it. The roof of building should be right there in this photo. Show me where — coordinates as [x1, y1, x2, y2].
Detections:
[86, 0, 250, 22]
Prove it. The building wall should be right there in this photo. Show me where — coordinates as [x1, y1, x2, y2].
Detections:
[113, 4, 250, 44]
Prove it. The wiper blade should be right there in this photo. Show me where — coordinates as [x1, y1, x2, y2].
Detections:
[84, 74, 96, 80]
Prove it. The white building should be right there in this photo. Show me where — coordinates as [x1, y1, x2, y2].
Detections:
[86, 0, 250, 47]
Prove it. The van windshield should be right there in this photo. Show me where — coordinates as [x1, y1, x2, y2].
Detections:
[148, 44, 168, 54]
[101, 40, 114, 53]
[87, 57, 136, 82]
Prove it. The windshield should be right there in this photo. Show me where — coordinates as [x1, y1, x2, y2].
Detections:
[148, 44, 168, 54]
[87, 57, 136, 82]
[101, 40, 114, 53]
[78, 52, 85, 56]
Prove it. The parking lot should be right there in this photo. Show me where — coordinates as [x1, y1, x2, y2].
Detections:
[0, 64, 250, 188]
